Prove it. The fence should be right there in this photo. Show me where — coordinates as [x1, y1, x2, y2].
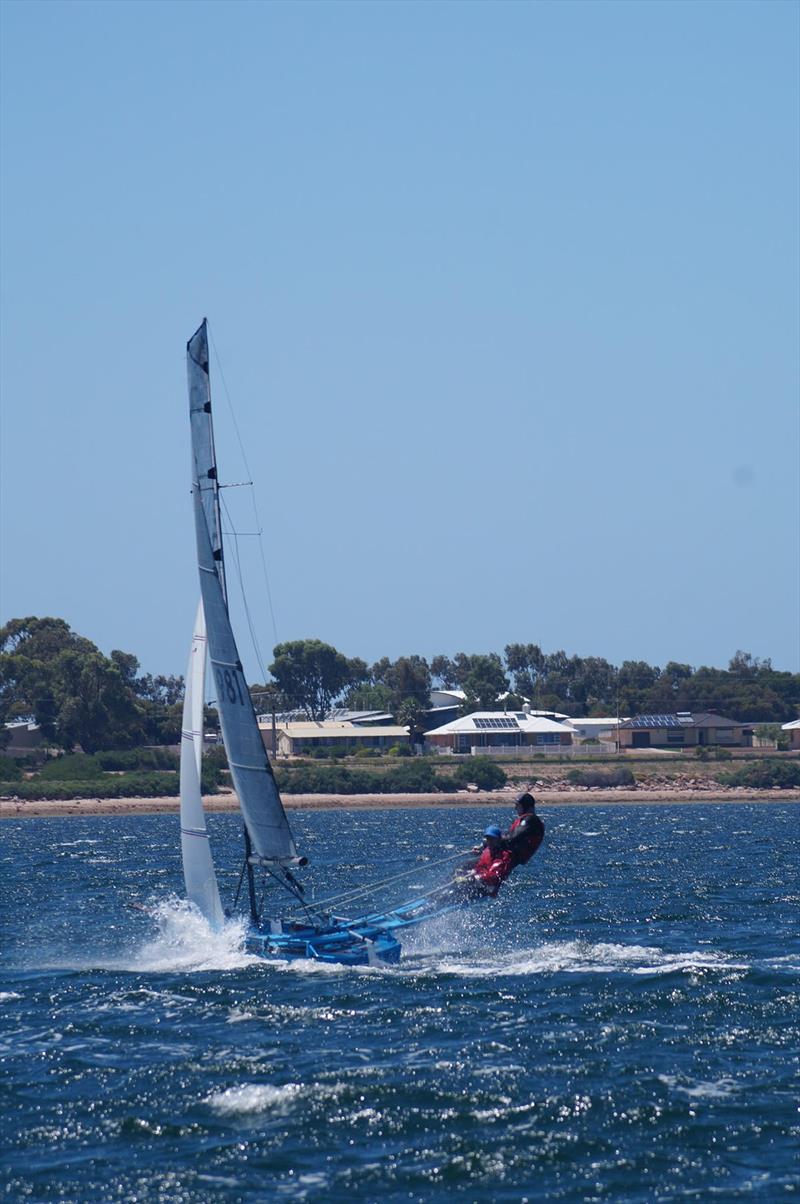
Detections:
[432, 742, 618, 758]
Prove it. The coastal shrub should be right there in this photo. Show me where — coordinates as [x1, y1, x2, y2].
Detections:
[200, 757, 222, 793]
[204, 744, 229, 771]
[308, 745, 348, 759]
[379, 761, 439, 792]
[38, 754, 105, 781]
[274, 759, 441, 794]
[449, 757, 507, 791]
[566, 766, 635, 788]
[96, 748, 178, 772]
[276, 764, 357, 794]
[386, 744, 413, 757]
[717, 760, 800, 789]
[0, 756, 22, 781]
[1, 772, 181, 801]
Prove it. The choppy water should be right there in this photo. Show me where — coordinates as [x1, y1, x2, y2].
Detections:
[1, 803, 798, 1202]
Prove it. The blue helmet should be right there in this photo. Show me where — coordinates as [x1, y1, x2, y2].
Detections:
[484, 825, 502, 839]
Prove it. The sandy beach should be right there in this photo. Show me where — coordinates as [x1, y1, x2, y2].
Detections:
[1, 786, 797, 818]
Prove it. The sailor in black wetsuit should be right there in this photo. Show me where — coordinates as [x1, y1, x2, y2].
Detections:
[504, 792, 544, 867]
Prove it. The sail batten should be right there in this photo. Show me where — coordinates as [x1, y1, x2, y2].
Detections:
[187, 320, 299, 865]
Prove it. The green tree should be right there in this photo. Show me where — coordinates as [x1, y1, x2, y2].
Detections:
[46, 650, 144, 753]
[504, 643, 546, 699]
[383, 656, 431, 715]
[431, 655, 459, 688]
[0, 616, 95, 662]
[341, 681, 394, 712]
[0, 617, 147, 752]
[269, 639, 354, 720]
[396, 697, 429, 743]
[460, 653, 509, 711]
[617, 660, 661, 714]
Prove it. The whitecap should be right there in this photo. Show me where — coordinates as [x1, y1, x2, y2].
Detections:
[226, 1008, 257, 1024]
[658, 1075, 739, 1100]
[0, 992, 21, 1002]
[205, 1080, 342, 1117]
[206, 1083, 304, 1116]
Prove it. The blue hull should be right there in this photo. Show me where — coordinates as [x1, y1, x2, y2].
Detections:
[245, 924, 401, 966]
[244, 893, 465, 966]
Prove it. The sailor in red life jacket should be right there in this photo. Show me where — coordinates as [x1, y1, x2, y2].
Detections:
[454, 825, 515, 899]
[505, 792, 545, 866]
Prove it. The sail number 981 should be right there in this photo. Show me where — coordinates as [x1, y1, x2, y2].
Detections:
[216, 667, 246, 706]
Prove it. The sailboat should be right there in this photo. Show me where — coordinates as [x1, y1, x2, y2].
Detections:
[180, 320, 460, 965]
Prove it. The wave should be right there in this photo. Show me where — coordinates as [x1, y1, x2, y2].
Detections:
[418, 940, 750, 978]
[658, 1074, 739, 1100]
[205, 1081, 342, 1116]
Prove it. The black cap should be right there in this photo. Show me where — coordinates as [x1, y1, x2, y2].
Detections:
[515, 792, 536, 810]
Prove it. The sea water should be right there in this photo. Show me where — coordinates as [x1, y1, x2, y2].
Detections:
[1, 803, 798, 1202]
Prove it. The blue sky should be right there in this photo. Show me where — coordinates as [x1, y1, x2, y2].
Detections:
[2, 0, 798, 680]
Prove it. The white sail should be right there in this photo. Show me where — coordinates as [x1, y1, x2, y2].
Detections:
[179, 600, 224, 927]
[187, 320, 300, 865]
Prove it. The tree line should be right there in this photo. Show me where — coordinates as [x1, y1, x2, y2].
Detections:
[1, 617, 798, 755]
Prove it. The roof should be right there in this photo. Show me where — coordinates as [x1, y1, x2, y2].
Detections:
[618, 714, 689, 730]
[256, 708, 394, 726]
[327, 709, 395, 726]
[262, 720, 410, 739]
[425, 711, 569, 736]
[565, 717, 622, 728]
[619, 711, 745, 730]
[690, 712, 744, 728]
[781, 718, 800, 730]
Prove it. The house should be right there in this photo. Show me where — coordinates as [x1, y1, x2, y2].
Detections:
[425, 710, 572, 754]
[781, 718, 800, 750]
[564, 717, 622, 744]
[3, 720, 43, 754]
[617, 712, 753, 750]
[259, 718, 411, 757]
[426, 689, 466, 729]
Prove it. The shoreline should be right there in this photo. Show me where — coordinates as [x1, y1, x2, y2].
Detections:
[1, 787, 797, 819]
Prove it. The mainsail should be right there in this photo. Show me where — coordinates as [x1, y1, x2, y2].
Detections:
[179, 600, 224, 927]
[187, 320, 300, 865]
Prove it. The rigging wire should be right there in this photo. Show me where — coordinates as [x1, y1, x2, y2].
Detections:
[220, 491, 270, 686]
[207, 322, 280, 652]
[260, 863, 320, 924]
[288, 847, 474, 922]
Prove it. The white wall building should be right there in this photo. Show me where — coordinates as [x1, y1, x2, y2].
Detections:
[425, 710, 572, 754]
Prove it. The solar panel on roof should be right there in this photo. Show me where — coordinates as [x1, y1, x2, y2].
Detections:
[473, 717, 519, 730]
[630, 714, 683, 728]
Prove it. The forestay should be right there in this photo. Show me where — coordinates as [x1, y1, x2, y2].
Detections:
[187, 321, 299, 865]
[179, 600, 224, 926]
